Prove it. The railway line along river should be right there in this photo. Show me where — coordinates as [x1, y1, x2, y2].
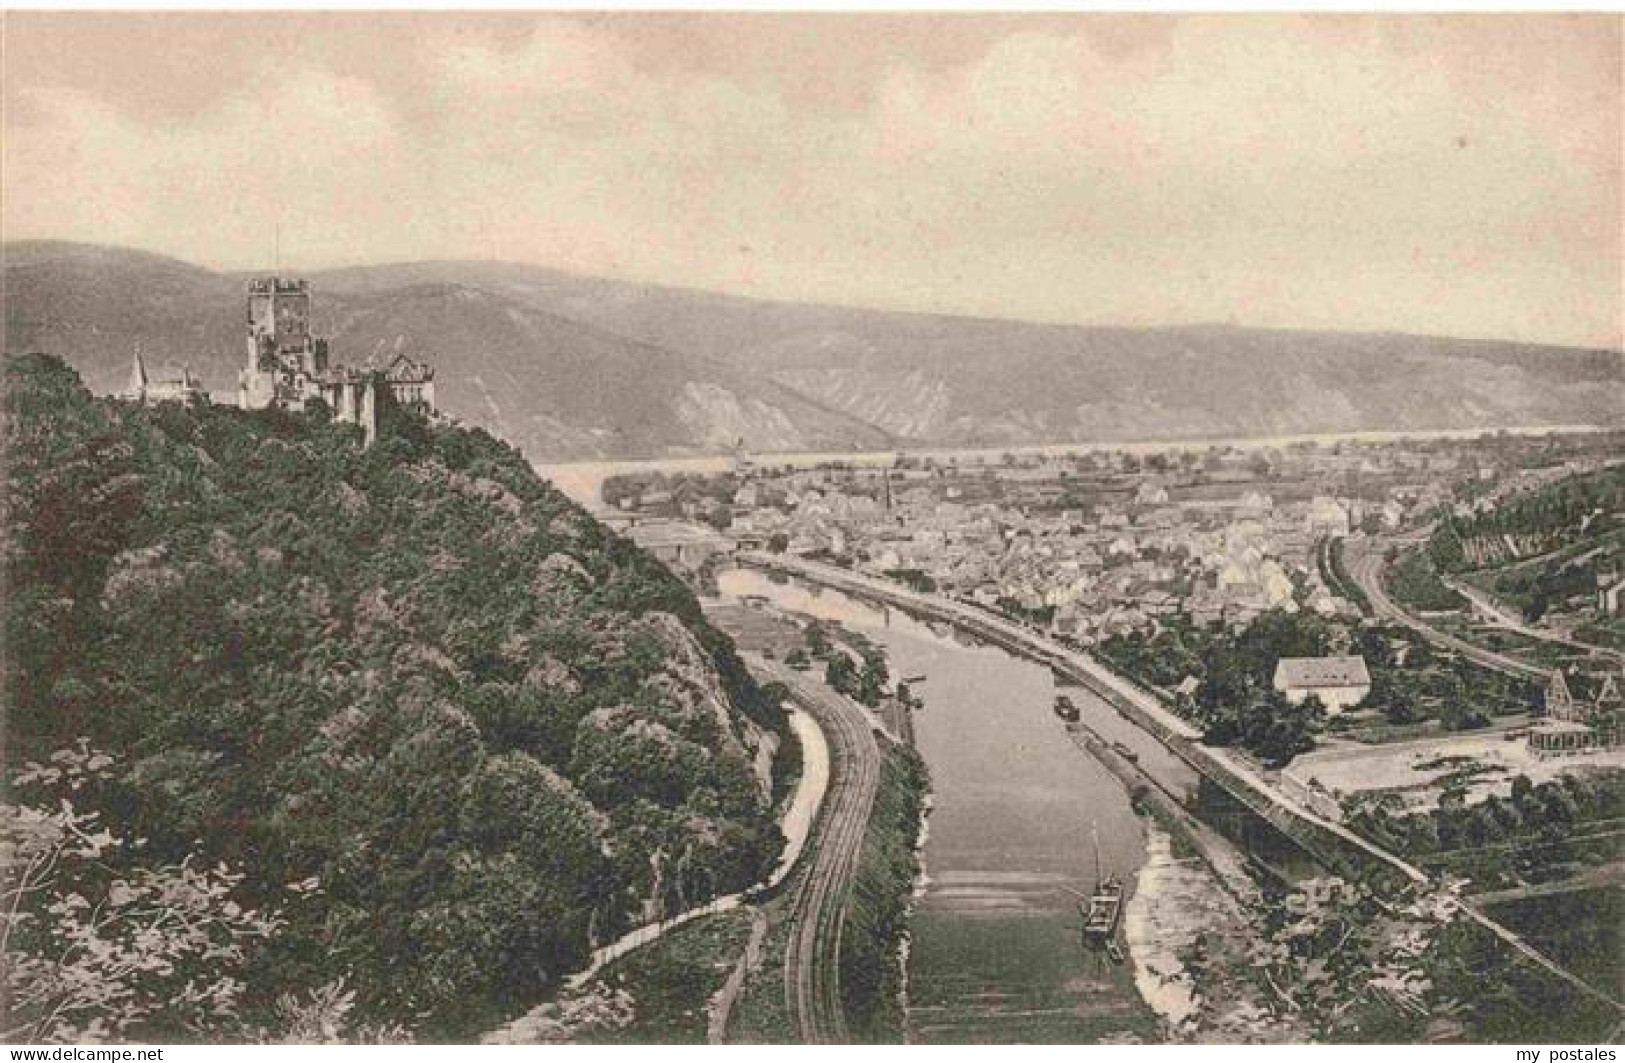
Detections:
[717, 567, 1226, 1042]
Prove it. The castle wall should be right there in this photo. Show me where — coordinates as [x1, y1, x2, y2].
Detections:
[359, 378, 377, 448]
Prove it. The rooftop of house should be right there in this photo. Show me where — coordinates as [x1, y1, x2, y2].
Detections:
[1555, 669, 1622, 708]
[624, 519, 730, 549]
[1273, 654, 1372, 690]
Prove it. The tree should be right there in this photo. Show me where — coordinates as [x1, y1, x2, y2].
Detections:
[1255, 875, 1466, 1040]
[1355, 628, 1395, 671]
[824, 653, 857, 697]
[855, 649, 890, 708]
[2, 745, 285, 1042]
[1435, 674, 1488, 731]
[1251, 691, 1323, 766]
[1405, 639, 1435, 671]
[4, 356, 791, 1038]
[804, 622, 832, 659]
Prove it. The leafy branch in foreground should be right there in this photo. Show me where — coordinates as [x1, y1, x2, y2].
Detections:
[2, 743, 286, 1042]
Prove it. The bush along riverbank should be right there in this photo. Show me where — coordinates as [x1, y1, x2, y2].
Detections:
[839, 739, 931, 1042]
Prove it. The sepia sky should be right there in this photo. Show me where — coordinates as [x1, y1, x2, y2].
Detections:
[3, 13, 1620, 348]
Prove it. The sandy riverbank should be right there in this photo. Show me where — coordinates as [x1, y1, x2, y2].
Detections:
[1123, 826, 1248, 1036]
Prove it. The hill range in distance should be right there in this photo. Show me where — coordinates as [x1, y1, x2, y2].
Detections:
[5, 240, 1621, 462]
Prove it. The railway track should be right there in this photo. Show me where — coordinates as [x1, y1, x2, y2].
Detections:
[1345, 543, 1550, 681]
[750, 658, 882, 1044]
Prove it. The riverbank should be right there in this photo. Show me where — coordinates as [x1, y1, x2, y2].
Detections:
[839, 738, 931, 1042]
[1123, 827, 1242, 1037]
[717, 568, 1161, 1042]
[534, 425, 1612, 511]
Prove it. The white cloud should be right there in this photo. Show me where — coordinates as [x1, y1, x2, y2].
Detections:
[3, 14, 1617, 347]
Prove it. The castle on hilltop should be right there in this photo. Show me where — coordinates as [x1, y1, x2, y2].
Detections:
[236, 277, 436, 444]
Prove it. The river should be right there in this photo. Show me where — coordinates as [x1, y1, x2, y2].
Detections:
[717, 567, 1207, 1042]
[534, 424, 1607, 512]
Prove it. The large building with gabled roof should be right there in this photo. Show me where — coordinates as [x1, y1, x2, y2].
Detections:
[1272, 654, 1372, 714]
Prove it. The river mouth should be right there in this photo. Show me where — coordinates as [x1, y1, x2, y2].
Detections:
[717, 567, 1163, 1042]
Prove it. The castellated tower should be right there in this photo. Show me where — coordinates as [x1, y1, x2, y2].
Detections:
[236, 277, 435, 449]
[239, 278, 329, 410]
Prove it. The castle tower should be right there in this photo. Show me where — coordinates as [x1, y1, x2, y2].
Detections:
[240, 277, 330, 410]
[247, 277, 311, 355]
[232, 276, 431, 448]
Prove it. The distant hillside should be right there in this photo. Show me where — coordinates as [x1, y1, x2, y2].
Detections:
[312, 258, 1625, 445]
[3, 353, 792, 1038]
[8, 241, 1621, 459]
[2, 242, 891, 460]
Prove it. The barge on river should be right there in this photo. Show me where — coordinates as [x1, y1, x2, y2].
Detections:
[1066, 827, 1126, 963]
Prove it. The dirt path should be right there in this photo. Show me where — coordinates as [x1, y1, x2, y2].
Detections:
[708, 908, 769, 1044]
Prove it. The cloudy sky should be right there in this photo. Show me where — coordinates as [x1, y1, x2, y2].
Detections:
[4, 13, 1619, 347]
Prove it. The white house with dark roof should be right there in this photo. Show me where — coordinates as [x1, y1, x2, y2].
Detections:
[1272, 654, 1371, 714]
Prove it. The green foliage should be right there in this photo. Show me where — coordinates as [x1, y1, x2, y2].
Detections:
[1246, 876, 1462, 1041]
[1490, 548, 1611, 623]
[1387, 550, 1467, 612]
[1326, 537, 1371, 615]
[883, 568, 935, 593]
[824, 653, 857, 697]
[570, 909, 756, 1044]
[1350, 772, 1624, 876]
[838, 742, 928, 1042]
[995, 596, 1056, 628]
[1429, 466, 1625, 574]
[2, 355, 788, 1038]
[803, 621, 832, 659]
[819, 639, 890, 709]
[2, 745, 285, 1043]
[1098, 610, 1335, 764]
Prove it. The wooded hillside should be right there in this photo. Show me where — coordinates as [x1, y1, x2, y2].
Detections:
[2, 355, 792, 1040]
